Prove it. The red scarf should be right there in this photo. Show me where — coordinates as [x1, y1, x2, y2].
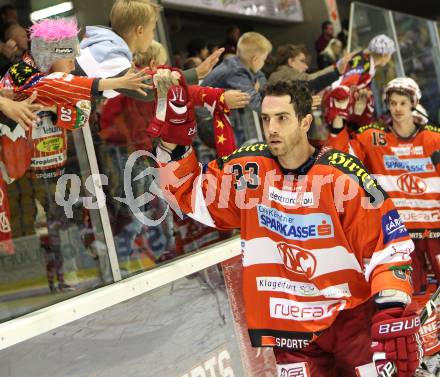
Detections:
[188, 85, 236, 157]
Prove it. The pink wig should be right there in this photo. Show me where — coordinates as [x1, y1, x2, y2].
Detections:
[29, 18, 79, 41]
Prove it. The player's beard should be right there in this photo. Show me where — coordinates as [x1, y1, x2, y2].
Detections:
[268, 134, 299, 157]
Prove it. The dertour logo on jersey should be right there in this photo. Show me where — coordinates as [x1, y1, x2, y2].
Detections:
[269, 297, 346, 321]
[268, 186, 314, 207]
[381, 209, 409, 244]
[383, 155, 435, 173]
[257, 205, 333, 241]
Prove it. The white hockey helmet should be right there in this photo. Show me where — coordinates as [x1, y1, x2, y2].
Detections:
[383, 77, 422, 107]
[368, 34, 396, 55]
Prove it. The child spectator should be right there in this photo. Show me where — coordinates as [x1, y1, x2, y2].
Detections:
[75, 0, 223, 99]
[202, 32, 272, 145]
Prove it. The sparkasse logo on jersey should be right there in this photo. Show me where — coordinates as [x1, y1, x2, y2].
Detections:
[257, 205, 333, 240]
[383, 155, 434, 173]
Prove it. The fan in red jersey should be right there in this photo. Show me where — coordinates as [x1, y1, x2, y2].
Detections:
[0, 17, 150, 182]
[323, 34, 396, 129]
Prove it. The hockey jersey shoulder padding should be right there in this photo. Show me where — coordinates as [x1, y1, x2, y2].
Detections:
[216, 143, 274, 170]
[317, 149, 388, 206]
[424, 124, 440, 134]
[357, 122, 386, 134]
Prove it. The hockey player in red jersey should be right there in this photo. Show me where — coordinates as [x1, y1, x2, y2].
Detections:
[154, 76, 422, 376]
[327, 77, 440, 295]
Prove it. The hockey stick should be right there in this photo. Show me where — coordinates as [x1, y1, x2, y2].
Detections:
[357, 285, 440, 377]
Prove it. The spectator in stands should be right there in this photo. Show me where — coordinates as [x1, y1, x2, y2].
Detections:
[183, 56, 202, 70]
[315, 20, 334, 54]
[0, 4, 18, 57]
[337, 19, 349, 49]
[222, 25, 240, 58]
[318, 38, 342, 69]
[0, 4, 17, 24]
[3, 23, 28, 53]
[207, 43, 219, 55]
[202, 32, 272, 145]
[0, 22, 29, 75]
[0, 4, 19, 77]
[187, 38, 209, 61]
[268, 44, 351, 93]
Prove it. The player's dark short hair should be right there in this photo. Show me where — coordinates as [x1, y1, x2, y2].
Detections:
[262, 80, 312, 120]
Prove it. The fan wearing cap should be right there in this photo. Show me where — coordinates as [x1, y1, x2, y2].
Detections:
[328, 76, 440, 293]
[323, 34, 396, 128]
[0, 18, 151, 183]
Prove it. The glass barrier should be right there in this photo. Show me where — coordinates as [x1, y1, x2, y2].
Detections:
[0, 262, 253, 377]
[392, 12, 440, 122]
[90, 97, 236, 279]
[350, 2, 440, 122]
[0, 122, 112, 323]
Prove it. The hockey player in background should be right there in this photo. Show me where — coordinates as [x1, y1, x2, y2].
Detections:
[327, 77, 440, 368]
[153, 74, 422, 376]
[327, 77, 440, 295]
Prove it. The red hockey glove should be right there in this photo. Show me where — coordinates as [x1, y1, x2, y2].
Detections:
[348, 88, 374, 127]
[371, 307, 423, 377]
[146, 65, 196, 145]
[323, 85, 352, 124]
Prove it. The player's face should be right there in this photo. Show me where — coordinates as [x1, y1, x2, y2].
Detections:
[50, 58, 75, 73]
[388, 92, 413, 123]
[261, 95, 307, 157]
